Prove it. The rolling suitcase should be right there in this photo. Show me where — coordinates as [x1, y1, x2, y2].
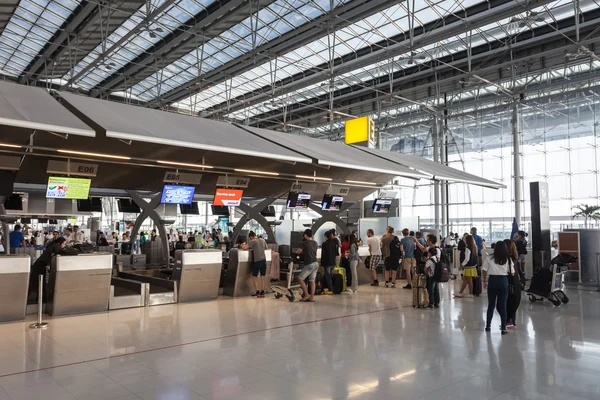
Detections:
[332, 267, 346, 294]
[472, 275, 483, 296]
[412, 274, 429, 308]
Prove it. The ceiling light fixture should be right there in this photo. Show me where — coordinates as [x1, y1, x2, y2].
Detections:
[296, 175, 332, 182]
[346, 180, 377, 186]
[0, 143, 22, 148]
[157, 160, 213, 169]
[234, 168, 279, 176]
[57, 149, 131, 160]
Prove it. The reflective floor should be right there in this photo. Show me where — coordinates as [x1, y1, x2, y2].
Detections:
[0, 281, 599, 400]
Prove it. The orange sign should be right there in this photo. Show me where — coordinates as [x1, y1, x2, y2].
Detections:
[213, 189, 243, 206]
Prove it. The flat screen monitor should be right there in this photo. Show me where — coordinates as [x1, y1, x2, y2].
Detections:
[117, 198, 141, 213]
[180, 202, 199, 215]
[46, 176, 91, 200]
[373, 198, 392, 213]
[77, 197, 102, 212]
[0, 171, 16, 196]
[211, 205, 230, 216]
[38, 218, 48, 223]
[213, 188, 243, 206]
[49, 219, 58, 224]
[321, 195, 343, 211]
[286, 192, 311, 209]
[3, 194, 22, 210]
[260, 206, 276, 217]
[160, 185, 195, 205]
[20, 218, 31, 224]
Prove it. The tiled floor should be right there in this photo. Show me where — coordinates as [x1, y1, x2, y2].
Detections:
[0, 281, 599, 400]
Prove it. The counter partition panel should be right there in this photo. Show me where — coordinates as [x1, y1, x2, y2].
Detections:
[174, 249, 222, 302]
[0, 256, 30, 322]
[223, 249, 272, 297]
[47, 253, 112, 316]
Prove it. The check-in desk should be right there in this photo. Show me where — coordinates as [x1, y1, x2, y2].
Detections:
[0, 256, 30, 323]
[119, 268, 177, 306]
[47, 253, 112, 316]
[223, 248, 272, 297]
[173, 250, 222, 302]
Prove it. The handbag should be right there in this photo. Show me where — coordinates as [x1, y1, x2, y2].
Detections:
[364, 255, 371, 269]
[507, 260, 515, 295]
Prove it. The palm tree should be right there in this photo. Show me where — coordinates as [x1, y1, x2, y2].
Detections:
[572, 204, 600, 228]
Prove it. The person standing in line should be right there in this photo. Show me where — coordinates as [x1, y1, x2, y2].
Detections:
[504, 239, 521, 328]
[366, 229, 381, 286]
[400, 228, 416, 289]
[424, 248, 441, 309]
[415, 231, 427, 247]
[340, 234, 352, 292]
[483, 241, 515, 335]
[380, 226, 395, 287]
[348, 234, 361, 292]
[9, 224, 25, 248]
[72, 225, 84, 244]
[296, 229, 319, 302]
[444, 232, 455, 248]
[243, 231, 268, 298]
[515, 231, 528, 283]
[63, 228, 73, 243]
[321, 230, 338, 295]
[471, 227, 485, 267]
[455, 235, 478, 298]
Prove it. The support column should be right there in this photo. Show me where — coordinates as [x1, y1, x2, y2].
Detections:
[439, 116, 448, 237]
[512, 102, 523, 226]
[308, 203, 352, 236]
[127, 191, 169, 265]
[432, 118, 441, 232]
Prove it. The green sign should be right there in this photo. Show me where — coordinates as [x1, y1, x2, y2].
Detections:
[46, 176, 91, 200]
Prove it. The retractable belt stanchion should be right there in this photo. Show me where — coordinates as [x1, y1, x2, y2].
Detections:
[29, 274, 49, 330]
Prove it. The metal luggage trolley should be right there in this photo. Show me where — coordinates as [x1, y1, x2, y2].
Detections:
[271, 259, 304, 302]
[527, 258, 572, 306]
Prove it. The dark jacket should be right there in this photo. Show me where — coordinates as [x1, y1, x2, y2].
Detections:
[515, 238, 527, 255]
[35, 241, 64, 266]
[457, 239, 466, 264]
[321, 238, 339, 267]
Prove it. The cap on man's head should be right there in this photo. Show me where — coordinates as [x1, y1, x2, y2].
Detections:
[303, 229, 313, 238]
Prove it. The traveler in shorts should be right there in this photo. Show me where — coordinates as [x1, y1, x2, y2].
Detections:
[400, 228, 416, 289]
[245, 231, 268, 298]
[380, 226, 395, 286]
[366, 229, 381, 286]
[296, 229, 319, 302]
[321, 230, 339, 295]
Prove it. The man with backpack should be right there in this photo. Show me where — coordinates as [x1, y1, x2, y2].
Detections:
[424, 248, 441, 309]
[380, 226, 399, 288]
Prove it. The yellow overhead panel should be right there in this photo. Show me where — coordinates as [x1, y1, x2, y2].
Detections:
[345, 116, 375, 147]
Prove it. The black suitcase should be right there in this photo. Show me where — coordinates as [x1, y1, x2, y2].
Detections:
[472, 276, 483, 296]
[332, 273, 344, 294]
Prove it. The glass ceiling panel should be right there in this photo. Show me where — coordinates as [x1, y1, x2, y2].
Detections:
[65, 0, 216, 90]
[173, 0, 488, 112]
[125, 0, 348, 101]
[221, 0, 590, 121]
[0, 0, 80, 77]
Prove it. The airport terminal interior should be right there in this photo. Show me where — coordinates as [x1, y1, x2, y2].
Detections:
[1, 0, 600, 399]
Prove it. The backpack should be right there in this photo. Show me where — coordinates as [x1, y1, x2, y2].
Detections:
[439, 247, 451, 266]
[434, 258, 450, 283]
[389, 236, 402, 259]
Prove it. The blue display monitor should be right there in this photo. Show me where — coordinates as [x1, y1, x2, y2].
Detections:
[160, 185, 196, 205]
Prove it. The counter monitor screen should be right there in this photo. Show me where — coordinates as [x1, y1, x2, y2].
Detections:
[180, 202, 199, 215]
[211, 205, 230, 216]
[260, 206, 276, 217]
[117, 198, 141, 213]
[0, 171, 16, 196]
[161, 185, 195, 205]
[20, 218, 31, 224]
[213, 188, 243, 206]
[373, 198, 392, 213]
[321, 195, 343, 211]
[77, 197, 102, 212]
[46, 176, 91, 200]
[286, 192, 311, 209]
[38, 218, 48, 223]
[49, 219, 58, 224]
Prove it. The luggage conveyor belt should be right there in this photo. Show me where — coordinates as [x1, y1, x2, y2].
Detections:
[118, 270, 178, 305]
[109, 277, 148, 309]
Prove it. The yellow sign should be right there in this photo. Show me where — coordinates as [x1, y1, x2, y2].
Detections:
[46, 176, 91, 200]
[345, 116, 375, 146]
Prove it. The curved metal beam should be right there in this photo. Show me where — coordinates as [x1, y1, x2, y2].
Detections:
[308, 203, 352, 237]
[127, 190, 169, 265]
[231, 199, 276, 244]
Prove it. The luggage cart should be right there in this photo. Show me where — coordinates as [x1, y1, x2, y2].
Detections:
[527, 263, 570, 306]
[271, 260, 303, 302]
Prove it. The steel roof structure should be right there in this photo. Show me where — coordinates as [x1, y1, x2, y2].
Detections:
[0, 0, 597, 152]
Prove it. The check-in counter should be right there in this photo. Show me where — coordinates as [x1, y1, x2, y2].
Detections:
[119, 268, 177, 306]
[47, 253, 112, 316]
[356, 246, 373, 284]
[173, 249, 222, 302]
[0, 256, 30, 323]
[109, 277, 148, 309]
[223, 248, 271, 297]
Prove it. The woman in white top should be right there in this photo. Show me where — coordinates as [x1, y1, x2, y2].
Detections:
[455, 235, 478, 298]
[482, 241, 515, 335]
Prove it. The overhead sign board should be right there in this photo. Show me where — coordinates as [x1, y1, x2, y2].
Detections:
[163, 171, 202, 185]
[290, 182, 317, 193]
[46, 176, 91, 200]
[378, 190, 398, 199]
[326, 185, 350, 196]
[344, 116, 375, 147]
[216, 175, 250, 188]
[47, 160, 98, 177]
[0, 155, 20, 171]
